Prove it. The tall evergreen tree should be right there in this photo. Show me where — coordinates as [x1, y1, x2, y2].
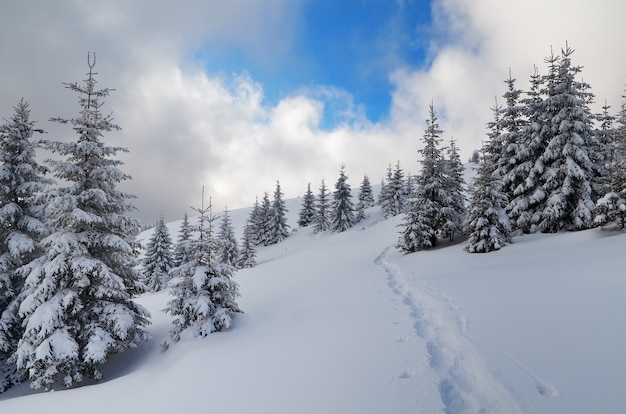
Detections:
[464, 112, 511, 253]
[0, 99, 50, 390]
[595, 89, 626, 229]
[331, 165, 355, 232]
[269, 181, 290, 244]
[505, 66, 545, 233]
[297, 182, 316, 227]
[379, 164, 393, 217]
[355, 175, 375, 223]
[257, 192, 272, 246]
[497, 71, 527, 198]
[533, 45, 599, 232]
[217, 207, 239, 267]
[164, 194, 241, 345]
[142, 215, 174, 292]
[399, 103, 446, 251]
[358, 175, 376, 208]
[440, 138, 466, 241]
[238, 218, 257, 269]
[14, 55, 150, 390]
[173, 213, 193, 267]
[247, 197, 262, 246]
[313, 179, 331, 233]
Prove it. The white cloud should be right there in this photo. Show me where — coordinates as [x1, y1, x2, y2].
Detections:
[1, 0, 624, 224]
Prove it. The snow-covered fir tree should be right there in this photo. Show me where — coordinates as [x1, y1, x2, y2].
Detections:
[0, 99, 51, 391]
[164, 194, 241, 345]
[257, 192, 272, 246]
[246, 197, 262, 246]
[313, 179, 331, 233]
[464, 113, 512, 253]
[238, 218, 257, 269]
[269, 181, 290, 244]
[358, 175, 375, 208]
[532, 45, 600, 232]
[379, 164, 394, 218]
[440, 138, 466, 241]
[355, 175, 375, 222]
[14, 55, 151, 390]
[497, 71, 527, 199]
[173, 213, 193, 267]
[397, 189, 437, 253]
[298, 182, 316, 227]
[382, 161, 407, 218]
[331, 165, 355, 232]
[595, 89, 626, 229]
[142, 215, 174, 292]
[217, 207, 239, 267]
[397, 103, 446, 251]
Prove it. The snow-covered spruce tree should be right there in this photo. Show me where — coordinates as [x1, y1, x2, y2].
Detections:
[497, 71, 527, 200]
[440, 138, 466, 241]
[142, 215, 174, 292]
[173, 213, 193, 267]
[594, 89, 626, 229]
[238, 218, 257, 268]
[398, 103, 446, 252]
[533, 44, 600, 233]
[247, 197, 262, 246]
[355, 175, 375, 222]
[298, 182, 316, 227]
[464, 110, 512, 253]
[331, 165, 355, 232]
[14, 54, 150, 390]
[313, 179, 331, 233]
[379, 164, 394, 218]
[397, 187, 437, 253]
[164, 194, 241, 345]
[269, 181, 290, 244]
[358, 175, 375, 208]
[390, 161, 408, 216]
[0, 99, 51, 391]
[217, 207, 239, 267]
[505, 66, 545, 234]
[257, 192, 272, 246]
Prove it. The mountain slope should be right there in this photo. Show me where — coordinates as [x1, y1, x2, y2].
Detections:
[1, 198, 625, 413]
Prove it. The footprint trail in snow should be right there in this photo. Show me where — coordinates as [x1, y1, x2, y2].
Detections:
[375, 246, 523, 414]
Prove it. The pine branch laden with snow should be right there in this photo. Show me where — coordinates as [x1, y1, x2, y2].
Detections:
[12, 55, 151, 391]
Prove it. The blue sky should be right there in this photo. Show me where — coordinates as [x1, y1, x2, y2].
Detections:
[196, 0, 432, 125]
[0, 0, 624, 222]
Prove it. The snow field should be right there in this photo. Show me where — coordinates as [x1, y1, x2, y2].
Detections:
[1, 198, 625, 413]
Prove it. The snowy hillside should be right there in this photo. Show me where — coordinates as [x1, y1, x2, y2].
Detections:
[1, 197, 625, 413]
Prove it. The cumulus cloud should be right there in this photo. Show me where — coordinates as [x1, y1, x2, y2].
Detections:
[0, 0, 624, 224]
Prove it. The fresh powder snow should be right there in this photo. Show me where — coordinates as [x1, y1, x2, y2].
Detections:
[1, 197, 625, 413]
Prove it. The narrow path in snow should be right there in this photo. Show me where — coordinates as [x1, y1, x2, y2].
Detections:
[374, 246, 523, 414]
